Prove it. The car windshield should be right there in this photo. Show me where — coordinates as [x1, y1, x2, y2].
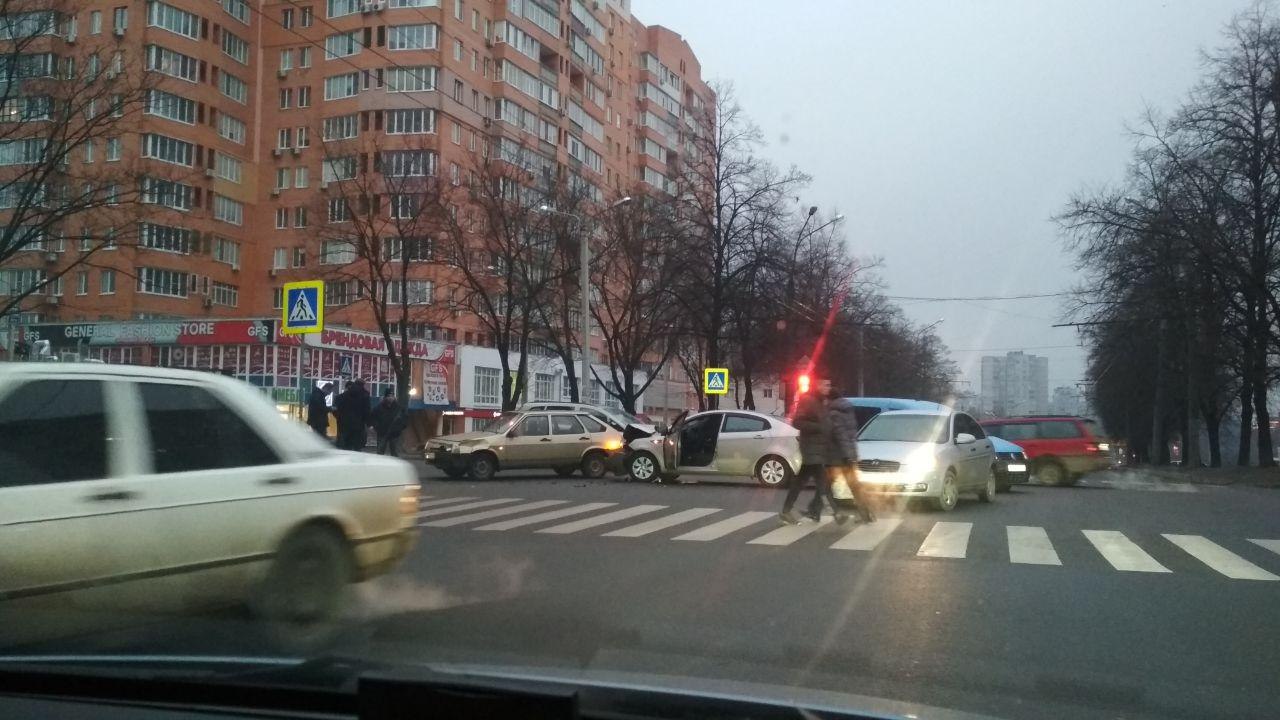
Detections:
[7, 3, 1280, 720]
[859, 414, 949, 443]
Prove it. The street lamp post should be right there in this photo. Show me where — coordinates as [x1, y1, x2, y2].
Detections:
[539, 196, 631, 404]
[783, 207, 844, 404]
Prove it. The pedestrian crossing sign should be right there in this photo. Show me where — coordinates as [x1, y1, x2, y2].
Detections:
[282, 280, 324, 335]
[704, 367, 729, 395]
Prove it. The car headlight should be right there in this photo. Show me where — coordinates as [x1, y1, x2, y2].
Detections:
[903, 456, 937, 474]
[1097, 442, 1110, 452]
[603, 439, 623, 451]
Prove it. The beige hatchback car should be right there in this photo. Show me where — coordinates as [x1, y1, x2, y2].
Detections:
[425, 410, 624, 480]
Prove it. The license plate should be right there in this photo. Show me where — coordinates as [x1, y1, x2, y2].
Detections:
[1006, 463, 1027, 473]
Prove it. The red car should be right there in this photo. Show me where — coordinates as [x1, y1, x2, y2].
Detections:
[977, 416, 1111, 486]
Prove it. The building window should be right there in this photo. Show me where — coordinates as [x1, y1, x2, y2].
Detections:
[214, 152, 242, 182]
[322, 113, 358, 140]
[293, 247, 306, 266]
[296, 126, 309, 147]
[140, 176, 192, 210]
[113, 6, 127, 31]
[320, 239, 356, 264]
[213, 236, 240, 268]
[474, 367, 500, 406]
[221, 30, 249, 64]
[322, 155, 356, 182]
[324, 280, 354, 305]
[275, 207, 288, 228]
[389, 193, 419, 219]
[275, 167, 289, 189]
[301, 6, 313, 26]
[327, 0, 359, 19]
[213, 194, 243, 225]
[300, 46, 312, 67]
[273, 247, 287, 269]
[383, 235, 432, 261]
[91, 10, 101, 34]
[294, 207, 308, 227]
[277, 127, 292, 148]
[75, 271, 88, 295]
[210, 281, 238, 307]
[141, 133, 193, 166]
[325, 30, 361, 59]
[298, 86, 311, 107]
[221, 0, 248, 24]
[388, 23, 437, 50]
[218, 70, 247, 103]
[145, 44, 197, 82]
[450, 122, 460, 144]
[380, 150, 434, 177]
[385, 108, 434, 134]
[294, 166, 308, 188]
[272, 286, 283, 309]
[324, 71, 359, 100]
[147, 1, 199, 39]
[100, 269, 115, 294]
[387, 279, 433, 305]
[145, 89, 195, 124]
[327, 197, 350, 222]
[279, 88, 292, 109]
[139, 222, 192, 253]
[386, 65, 435, 92]
[281, 7, 294, 28]
[534, 373, 554, 401]
[217, 113, 246, 144]
[136, 267, 189, 298]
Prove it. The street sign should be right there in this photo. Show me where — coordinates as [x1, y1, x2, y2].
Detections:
[704, 367, 729, 395]
[282, 281, 324, 335]
[338, 355, 353, 377]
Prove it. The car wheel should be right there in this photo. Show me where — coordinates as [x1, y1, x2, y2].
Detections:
[978, 467, 996, 503]
[442, 466, 468, 479]
[629, 451, 659, 482]
[755, 455, 790, 487]
[1037, 459, 1067, 486]
[931, 470, 959, 512]
[553, 465, 577, 478]
[468, 453, 497, 481]
[581, 451, 607, 479]
[250, 524, 353, 649]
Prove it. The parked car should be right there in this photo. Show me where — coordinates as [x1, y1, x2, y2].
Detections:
[625, 410, 801, 486]
[0, 363, 418, 647]
[856, 408, 998, 511]
[425, 410, 624, 480]
[977, 416, 1110, 486]
[990, 436, 1030, 491]
[519, 401, 655, 435]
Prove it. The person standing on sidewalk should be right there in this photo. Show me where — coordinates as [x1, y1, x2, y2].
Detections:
[829, 391, 875, 523]
[306, 382, 333, 439]
[369, 388, 406, 457]
[780, 374, 842, 525]
[335, 379, 372, 451]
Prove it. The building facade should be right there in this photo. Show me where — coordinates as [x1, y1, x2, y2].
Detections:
[980, 351, 1049, 417]
[1, 0, 710, 424]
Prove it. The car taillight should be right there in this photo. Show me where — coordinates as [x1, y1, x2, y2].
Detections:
[399, 484, 419, 516]
[1085, 443, 1100, 453]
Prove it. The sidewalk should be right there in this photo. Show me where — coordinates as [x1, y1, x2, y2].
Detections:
[1098, 466, 1280, 489]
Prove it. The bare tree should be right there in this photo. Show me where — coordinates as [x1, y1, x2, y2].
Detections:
[673, 82, 809, 409]
[590, 191, 684, 414]
[312, 134, 452, 407]
[0, 4, 156, 318]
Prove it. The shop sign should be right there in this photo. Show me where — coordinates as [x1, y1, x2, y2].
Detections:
[25, 320, 276, 348]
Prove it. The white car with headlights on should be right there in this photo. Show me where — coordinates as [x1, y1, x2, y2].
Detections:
[855, 408, 998, 511]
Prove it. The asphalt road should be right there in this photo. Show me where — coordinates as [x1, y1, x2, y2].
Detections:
[16, 467, 1280, 720]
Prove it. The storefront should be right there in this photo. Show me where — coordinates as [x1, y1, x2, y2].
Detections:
[22, 320, 458, 440]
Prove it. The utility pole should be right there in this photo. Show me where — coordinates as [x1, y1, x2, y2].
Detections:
[1150, 318, 1168, 465]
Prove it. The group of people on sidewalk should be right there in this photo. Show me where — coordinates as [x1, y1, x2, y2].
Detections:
[306, 379, 407, 456]
[780, 374, 876, 526]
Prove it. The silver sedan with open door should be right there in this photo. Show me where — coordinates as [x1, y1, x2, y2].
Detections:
[625, 410, 801, 486]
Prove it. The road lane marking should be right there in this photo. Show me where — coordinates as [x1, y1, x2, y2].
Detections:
[1007, 525, 1062, 566]
[917, 522, 972, 558]
[416, 498, 522, 518]
[536, 505, 667, 534]
[829, 518, 903, 551]
[1163, 535, 1279, 581]
[474, 503, 617, 531]
[672, 511, 777, 541]
[419, 496, 478, 508]
[1250, 539, 1280, 556]
[602, 508, 721, 537]
[748, 517, 833, 546]
[420, 500, 566, 527]
[1082, 530, 1171, 572]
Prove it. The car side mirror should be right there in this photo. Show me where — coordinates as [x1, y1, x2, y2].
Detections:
[955, 433, 976, 445]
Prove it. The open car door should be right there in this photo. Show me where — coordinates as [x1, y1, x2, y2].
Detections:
[662, 410, 689, 471]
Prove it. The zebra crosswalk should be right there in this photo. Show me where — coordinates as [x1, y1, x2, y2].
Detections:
[413, 495, 1280, 582]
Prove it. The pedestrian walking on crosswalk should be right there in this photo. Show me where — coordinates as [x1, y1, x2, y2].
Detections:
[780, 374, 839, 525]
[829, 390, 874, 524]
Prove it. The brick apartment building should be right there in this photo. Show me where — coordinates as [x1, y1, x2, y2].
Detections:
[0, 0, 709, 430]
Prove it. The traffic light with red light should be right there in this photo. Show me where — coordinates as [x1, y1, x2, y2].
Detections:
[797, 373, 811, 395]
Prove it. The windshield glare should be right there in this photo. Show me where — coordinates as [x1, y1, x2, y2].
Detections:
[859, 414, 949, 443]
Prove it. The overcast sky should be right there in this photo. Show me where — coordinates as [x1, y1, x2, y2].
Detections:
[631, 0, 1253, 392]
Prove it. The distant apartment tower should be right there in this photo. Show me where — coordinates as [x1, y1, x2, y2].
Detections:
[980, 351, 1049, 417]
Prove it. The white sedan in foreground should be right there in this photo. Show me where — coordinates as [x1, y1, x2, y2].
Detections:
[0, 363, 419, 648]
[855, 408, 998, 511]
[626, 409, 801, 486]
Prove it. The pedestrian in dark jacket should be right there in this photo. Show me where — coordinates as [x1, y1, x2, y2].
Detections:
[335, 379, 372, 451]
[307, 382, 332, 439]
[780, 374, 844, 525]
[828, 393, 875, 523]
[368, 388, 406, 457]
